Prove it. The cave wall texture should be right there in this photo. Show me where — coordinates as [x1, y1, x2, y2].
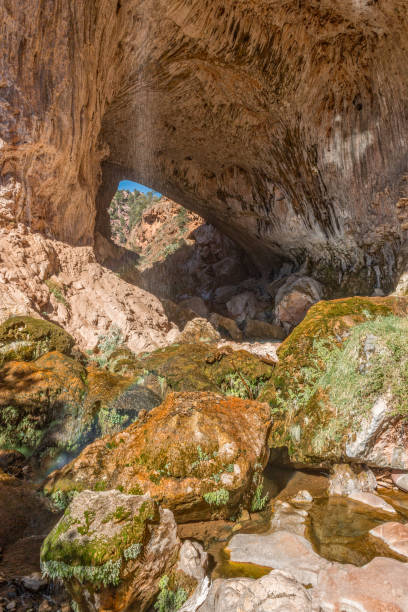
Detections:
[1, 0, 408, 295]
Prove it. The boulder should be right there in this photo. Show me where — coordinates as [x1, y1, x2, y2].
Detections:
[314, 557, 408, 611]
[179, 298, 209, 318]
[178, 318, 221, 344]
[328, 464, 377, 496]
[177, 541, 208, 582]
[244, 319, 286, 341]
[208, 313, 243, 341]
[135, 343, 274, 397]
[45, 392, 271, 522]
[0, 316, 76, 366]
[41, 490, 181, 612]
[391, 472, 408, 492]
[347, 492, 397, 515]
[261, 296, 408, 468]
[226, 292, 257, 324]
[195, 570, 312, 612]
[274, 276, 322, 330]
[369, 522, 408, 560]
[227, 531, 331, 586]
[0, 469, 55, 569]
[270, 501, 309, 536]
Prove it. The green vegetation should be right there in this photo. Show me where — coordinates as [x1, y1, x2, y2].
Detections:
[203, 488, 230, 506]
[251, 477, 269, 512]
[45, 279, 70, 311]
[50, 489, 77, 511]
[89, 325, 124, 368]
[108, 189, 161, 244]
[41, 558, 122, 587]
[266, 311, 408, 462]
[0, 315, 75, 365]
[221, 372, 266, 400]
[154, 575, 188, 612]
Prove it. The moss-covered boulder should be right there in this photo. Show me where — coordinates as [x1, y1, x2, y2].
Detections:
[0, 316, 76, 366]
[137, 343, 274, 399]
[260, 297, 408, 468]
[41, 490, 181, 612]
[0, 353, 161, 472]
[45, 392, 271, 522]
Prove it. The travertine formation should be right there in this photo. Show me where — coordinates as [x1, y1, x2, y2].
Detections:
[1, 0, 408, 295]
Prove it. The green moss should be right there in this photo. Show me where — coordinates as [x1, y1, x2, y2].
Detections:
[265, 306, 408, 464]
[0, 316, 75, 365]
[137, 343, 273, 398]
[41, 499, 157, 584]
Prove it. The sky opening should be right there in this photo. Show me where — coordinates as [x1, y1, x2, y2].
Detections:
[119, 180, 161, 196]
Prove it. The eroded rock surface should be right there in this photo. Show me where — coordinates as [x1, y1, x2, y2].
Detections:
[41, 491, 181, 612]
[262, 297, 408, 468]
[45, 392, 271, 522]
[2, 0, 408, 295]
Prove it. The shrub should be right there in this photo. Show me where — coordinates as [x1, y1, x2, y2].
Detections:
[154, 575, 188, 612]
[203, 488, 230, 506]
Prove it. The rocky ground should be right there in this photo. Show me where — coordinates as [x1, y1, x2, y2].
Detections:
[1, 294, 408, 610]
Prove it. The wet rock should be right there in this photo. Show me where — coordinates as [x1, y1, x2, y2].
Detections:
[261, 296, 408, 468]
[177, 541, 208, 582]
[45, 392, 271, 522]
[291, 489, 313, 503]
[328, 464, 377, 496]
[0, 351, 160, 471]
[226, 292, 257, 324]
[196, 570, 312, 612]
[208, 313, 243, 341]
[392, 472, 408, 492]
[270, 501, 308, 536]
[0, 316, 76, 367]
[41, 490, 181, 612]
[136, 343, 274, 396]
[274, 276, 322, 330]
[227, 531, 330, 586]
[244, 319, 286, 341]
[369, 522, 408, 559]
[178, 318, 221, 344]
[348, 492, 397, 515]
[314, 557, 408, 611]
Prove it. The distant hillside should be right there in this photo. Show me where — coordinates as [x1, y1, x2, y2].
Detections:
[108, 189, 161, 245]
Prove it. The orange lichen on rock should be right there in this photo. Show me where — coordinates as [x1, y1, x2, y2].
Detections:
[45, 392, 272, 522]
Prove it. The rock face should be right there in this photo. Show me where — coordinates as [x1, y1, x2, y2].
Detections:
[0, 228, 177, 353]
[262, 296, 408, 468]
[2, 1, 408, 294]
[41, 490, 181, 612]
[45, 392, 271, 522]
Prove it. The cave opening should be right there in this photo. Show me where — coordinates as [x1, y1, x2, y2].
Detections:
[105, 179, 291, 343]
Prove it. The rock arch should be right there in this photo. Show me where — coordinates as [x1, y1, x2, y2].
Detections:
[1, 0, 408, 294]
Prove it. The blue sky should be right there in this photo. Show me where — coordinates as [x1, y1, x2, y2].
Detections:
[119, 180, 161, 196]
